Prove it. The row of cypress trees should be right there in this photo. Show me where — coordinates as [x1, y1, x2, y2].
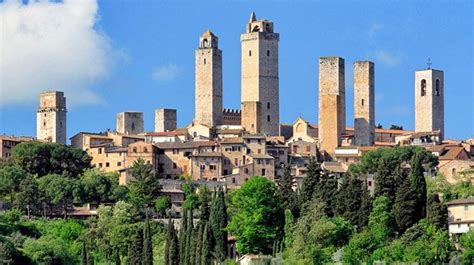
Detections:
[164, 187, 228, 265]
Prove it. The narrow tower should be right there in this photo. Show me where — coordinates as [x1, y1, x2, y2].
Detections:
[116, 112, 144, 135]
[36, 91, 67, 144]
[241, 12, 280, 135]
[195, 30, 223, 128]
[415, 68, 444, 140]
[318, 57, 346, 155]
[354, 61, 375, 146]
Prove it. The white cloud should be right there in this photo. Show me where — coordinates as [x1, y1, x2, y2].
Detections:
[0, 0, 118, 107]
[152, 64, 179, 81]
[375, 50, 402, 67]
[367, 22, 384, 38]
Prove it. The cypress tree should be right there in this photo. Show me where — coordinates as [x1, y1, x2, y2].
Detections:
[169, 224, 180, 265]
[115, 248, 121, 265]
[185, 209, 194, 265]
[189, 226, 197, 264]
[81, 242, 87, 265]
[164, 217, 173, 265]
[427, 193, 448, 230]
[357, 181, 371, 229]
[277, 161, 297, 215]
[88, 250, 94, 265]
[201, 222, 212, 265]
[300, 156, 321, 205]
[195, 222, 204, 265]
[316, 171, 338, 217]
[209, 188, 228, 262]
[129, 227, 143, 265]
[410, 152, 428, 220]
[335, 177, 367, 227]
[127, 245, 133, 265]
[143, 211, 153, 265]
[179, 210, 188, 265]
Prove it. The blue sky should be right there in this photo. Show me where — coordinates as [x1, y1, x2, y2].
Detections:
[0, 0, 473, 140]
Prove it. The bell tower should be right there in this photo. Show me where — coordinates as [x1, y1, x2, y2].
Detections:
[195, 30, 223, 128]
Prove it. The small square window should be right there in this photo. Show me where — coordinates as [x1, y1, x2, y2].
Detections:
[106, 162, 110, 167]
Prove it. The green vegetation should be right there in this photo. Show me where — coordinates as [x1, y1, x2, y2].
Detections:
[1, 142, 473, 263]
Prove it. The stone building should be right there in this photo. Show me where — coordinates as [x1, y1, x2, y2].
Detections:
[241, 12, 280, 136]
[116, 112, 144, 135]
[36, 91, 67, 144]
[195, 30, 223, 128]
[155, 108, 177, 132]
[318, 57, 346, 155]
[415, 68, 444, 140]
[222, 109, 242, 126]
[446, 198, 474, 242]
[354, 61, 375, 146]
[0, 135, 34, 158]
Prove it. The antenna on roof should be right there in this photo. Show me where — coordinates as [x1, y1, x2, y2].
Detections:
[426, 57, 432, 70]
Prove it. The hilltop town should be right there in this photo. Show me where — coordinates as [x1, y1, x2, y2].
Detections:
[1, 12, 473, 264]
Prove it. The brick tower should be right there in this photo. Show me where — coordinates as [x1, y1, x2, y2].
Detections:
[241, 12, 280, 135]
[354, 61, 375, 146]
[195, 30, 223, 128]
[36, 91, 67, 144]
[318, 57, 346, 155]
[415, 68, 444, 140]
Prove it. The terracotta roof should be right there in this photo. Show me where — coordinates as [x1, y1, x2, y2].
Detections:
[155, 141, 217, 149]
[446, 197, 474, 206]
[439, 146, 467, 160]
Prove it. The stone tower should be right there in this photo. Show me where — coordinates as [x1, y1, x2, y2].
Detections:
[155, 108, 177, 132]
[415, 68, 444, 140]
[195, 30, 223, 128]
[318, 57, 346, 155]
[241, 12, 280, 136]
[36, 91, 67, 144]
[354, 61, 375, 146]
[116, 112, 144, 135]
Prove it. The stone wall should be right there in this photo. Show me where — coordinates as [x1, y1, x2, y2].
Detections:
[116, 112, 144, 135]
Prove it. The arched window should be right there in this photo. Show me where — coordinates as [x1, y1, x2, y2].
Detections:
[267, 102, 270, 109]
[132, 147, 137, 153]
[203, 39, 208, 47]
[435, 79, 440, 96]
[452, 168, 456, 176]
[143, 147, 148, 153]
[421, 79, 427, 96]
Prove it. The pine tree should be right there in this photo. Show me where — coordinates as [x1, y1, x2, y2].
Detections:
[427, 193, 448, 230]
[129, 227, 143, 265]
[201, 222, 212, 265]
[81, 242, 88, 265]
[164, 217, 173, 265]
[300, 156, 322, 206]
[143, 211, 153, 265]
[179, 209, 188, 265]
[209, 188, 228, 262]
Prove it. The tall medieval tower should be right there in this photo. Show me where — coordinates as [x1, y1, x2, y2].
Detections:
[241, 12, 279, 136]
[195, 30, 223, 128]
[354, 61, 375, 146]
[318, 57, 346, 155]
[36, 91, 67, 144]
[415, 68, 444, 140]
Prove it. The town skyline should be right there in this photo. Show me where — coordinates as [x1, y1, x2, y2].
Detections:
[1, 0, 472, 140]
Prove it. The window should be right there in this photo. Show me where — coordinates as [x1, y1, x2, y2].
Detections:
[421, 79, 426, 96]
[435, 79, 440, 96]
[133, 147, 137, 153]
[258, 149, 261, 154]
[244, 168, 249, 174]
[204, 58, 206, 64]
[98, 148, 102, 154]
[306, 146, 311, 152]
[117, 162, 122, 166]
[267, 115, 271, 122]
[249, 50, 252, 56]
[267, 102, 270, 109]
[232, 178, 236, 184]
[59, 121, 63, 128]
[200, 165, 205, 171]
[234, 158, 238, 165]
[368, 181, 372, 187]
[143, 147, 148, 153]
[98, 163, 102, 168]
[261, 169, 266, 176]
[43, 121, 46, 126]
[210, 165, 216, 171]
[361, 99, 365, 106]
[257, 159, 260, 165]
[173, 163, 177, 169]
[267, 50, 270, 56]
[106, 162, 110, 167]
